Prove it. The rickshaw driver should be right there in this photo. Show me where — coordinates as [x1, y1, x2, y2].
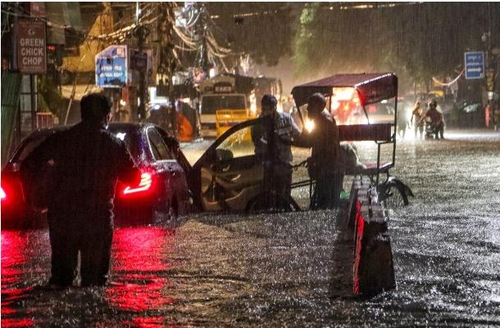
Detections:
[294, 93, 343, 209]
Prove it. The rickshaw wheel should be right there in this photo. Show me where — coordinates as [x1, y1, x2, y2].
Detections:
[378, 177, 414, 208]
[381, 187, 407, 209]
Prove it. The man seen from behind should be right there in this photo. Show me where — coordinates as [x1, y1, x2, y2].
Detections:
[21, 93, 141, 289]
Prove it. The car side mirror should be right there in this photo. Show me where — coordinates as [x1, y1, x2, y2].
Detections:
[215, 149, 233, 162]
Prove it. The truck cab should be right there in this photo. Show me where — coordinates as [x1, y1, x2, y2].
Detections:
[198, 74, 255, 138]
[198, 73, 282, 138]
[199, 93, 249, 138]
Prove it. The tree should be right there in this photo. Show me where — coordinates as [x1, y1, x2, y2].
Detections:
[206, 3, 297, 67]
[292, 3, 500, 94]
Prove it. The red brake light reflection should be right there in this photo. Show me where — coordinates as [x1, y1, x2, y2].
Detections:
[122, 172, 153, 195]
[1, 187, 6, 201]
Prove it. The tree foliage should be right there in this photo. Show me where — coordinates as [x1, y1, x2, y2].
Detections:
[206, 3, 296, 67]
[293, 3, 500, 93]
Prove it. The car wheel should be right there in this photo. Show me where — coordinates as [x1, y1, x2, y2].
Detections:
[153, 195, 178, 225]
[168, 200, 178, 220]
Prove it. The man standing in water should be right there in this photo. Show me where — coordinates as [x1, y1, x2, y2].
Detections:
[251, 94, 301, 206]
[298, 93, 343, 209]
[22, 93, 140, 288]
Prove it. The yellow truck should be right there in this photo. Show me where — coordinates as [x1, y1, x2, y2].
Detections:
[198, 74, 256, 138]
[198, 74, 283, 138]
[215, 109, 256, 137]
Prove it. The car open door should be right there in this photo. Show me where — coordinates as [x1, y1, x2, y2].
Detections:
[189, 119, 264, 212]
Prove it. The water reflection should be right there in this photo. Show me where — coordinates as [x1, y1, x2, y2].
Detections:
[106, 227, 177, 312]
[1, 230, 50, 327]
[2, 232, 27, 286]
[1, 227, 181, 327]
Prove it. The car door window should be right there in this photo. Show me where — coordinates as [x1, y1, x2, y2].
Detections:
[215, 126, 255, 158]
[147, 128, 174, 160]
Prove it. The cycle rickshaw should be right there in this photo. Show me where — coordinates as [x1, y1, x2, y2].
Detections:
[290, 72, 413, 210]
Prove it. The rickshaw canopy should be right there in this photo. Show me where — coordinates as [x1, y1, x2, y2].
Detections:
[291, 73, 398, 107]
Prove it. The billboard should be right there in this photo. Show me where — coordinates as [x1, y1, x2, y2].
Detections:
[17, 18, 47, 74]
[95, 45, 127, 88]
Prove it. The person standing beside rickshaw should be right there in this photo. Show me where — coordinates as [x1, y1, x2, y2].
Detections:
[410, 101, 426, 139]
[296, 93, 343, 209]
[251, 94, 301, 205]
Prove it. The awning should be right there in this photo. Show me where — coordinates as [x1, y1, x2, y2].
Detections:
[291, 73, 398, 107]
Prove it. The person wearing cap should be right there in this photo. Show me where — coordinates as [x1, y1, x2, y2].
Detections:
[21, 92, 140, 289]
[297, 92, 343, 209]
[251, 94, 301, 204]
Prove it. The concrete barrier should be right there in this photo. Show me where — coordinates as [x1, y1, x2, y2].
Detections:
[346, 177, 396, 295]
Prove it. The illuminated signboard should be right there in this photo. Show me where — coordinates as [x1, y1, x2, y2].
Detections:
[214, 82, 233, 93]
[464, 52, 484, 80]
[95, 45, 128, 88]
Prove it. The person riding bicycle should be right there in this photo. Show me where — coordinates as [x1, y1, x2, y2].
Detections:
[423, 99, 445, 139]
[251, 94, 301, 206]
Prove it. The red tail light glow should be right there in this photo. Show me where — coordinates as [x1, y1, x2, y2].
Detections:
[1, 187, 6, 201]
[122, 172, 153, 195]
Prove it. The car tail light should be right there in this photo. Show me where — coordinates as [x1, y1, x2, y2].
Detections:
[1, 186, 7, 201]
[1, 177, 24, 205]
[122, 172, 153, 196]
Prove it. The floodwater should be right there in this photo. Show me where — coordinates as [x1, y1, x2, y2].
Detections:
[2, 129, 500, 327]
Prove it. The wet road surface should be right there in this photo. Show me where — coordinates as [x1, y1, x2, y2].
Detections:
[2, 129, 500, 327]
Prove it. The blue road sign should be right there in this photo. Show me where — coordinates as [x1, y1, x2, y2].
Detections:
[95, 45, 128, 88]
[464, 52, 484, 80]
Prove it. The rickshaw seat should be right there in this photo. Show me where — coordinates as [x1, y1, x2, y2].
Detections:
[338, 123, 394, 183]
[345, 162, 392, 176]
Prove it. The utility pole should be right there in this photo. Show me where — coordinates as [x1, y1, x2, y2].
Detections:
[137, 27, 146, 121]
[195, 3, 209, 77]
[482, 31, 497, 130]
[133, 3, 149, 121]
[158, 3, 175, 99]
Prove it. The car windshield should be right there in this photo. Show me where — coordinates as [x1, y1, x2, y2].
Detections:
[201, 95, 246, 114]
[15, 138, 46, 162]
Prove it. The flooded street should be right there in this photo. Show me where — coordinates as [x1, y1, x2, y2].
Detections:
[2, 129, 500, 327]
